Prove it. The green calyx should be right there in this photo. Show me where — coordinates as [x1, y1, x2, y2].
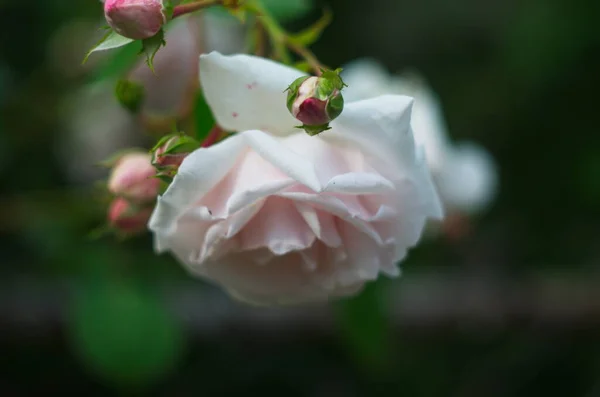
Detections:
[285, 75, 310, 112]
[297, 123, 331, 136]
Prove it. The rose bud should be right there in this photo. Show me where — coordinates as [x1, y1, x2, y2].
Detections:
[108, 152, 160, 203]
[151, 134, 198, 170]
[104, 0, 166, 40]
[108, 197, 153, 234]
[286, 69, 346, 136]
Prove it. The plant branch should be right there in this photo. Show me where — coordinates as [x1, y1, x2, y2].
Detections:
[172, 0, 223, 18]
[201, 125, 225, 147]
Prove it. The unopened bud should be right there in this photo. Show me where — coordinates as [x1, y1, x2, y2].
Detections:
[286, 70, 346, 136]
[108, 152, 159, 203]
[104, 0, 166, 40]
[151, 134, 196, 170]
[108, 197, 152, 234]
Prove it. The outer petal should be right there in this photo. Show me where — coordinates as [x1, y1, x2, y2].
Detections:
[327, 95, 444, 220]
[199, 52, 304, 134]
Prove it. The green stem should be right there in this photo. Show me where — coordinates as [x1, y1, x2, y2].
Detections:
[248, 0, 292, 63]
[172, 0, 223, 18]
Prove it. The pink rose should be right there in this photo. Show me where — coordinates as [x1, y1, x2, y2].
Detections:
[148, 52, 443, 305]
[108, 152, 159, 203]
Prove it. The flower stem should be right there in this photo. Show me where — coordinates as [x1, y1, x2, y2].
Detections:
[201, 125, 224, 147]
[172, 0, 223, 18]
[253, 18, 267, 56]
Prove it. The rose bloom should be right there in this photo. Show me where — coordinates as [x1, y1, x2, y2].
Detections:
[149, 52, 443, 305]
[342, 59, 498, 215]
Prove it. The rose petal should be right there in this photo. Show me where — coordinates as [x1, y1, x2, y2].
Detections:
[237, 196, 315, 255]
[329, 96, 444, 220]
[199, 52, 304, 134]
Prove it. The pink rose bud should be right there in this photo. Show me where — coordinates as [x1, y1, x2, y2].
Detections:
[108, 197, 152, 234]
[104, 0, 166, 40]
[108, 152, 160, 203]
[151, 134, 196, 169]
[286, 69, 346, 136]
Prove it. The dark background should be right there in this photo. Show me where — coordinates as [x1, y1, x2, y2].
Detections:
[1, 0, 599, 395]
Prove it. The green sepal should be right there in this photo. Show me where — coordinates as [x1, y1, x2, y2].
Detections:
[288, 7, 332, 47]
[297, 123, 331, 136]
[141, 29, 166, 74]
[285, 75, 310, 112]
[326, 91, 344, 121]
[83, 29, 135, 64]
[162, 136, 200, 155]
[321, 68, 348, 90]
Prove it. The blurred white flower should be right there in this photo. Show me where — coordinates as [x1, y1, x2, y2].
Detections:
[342, 59, 498, 215]
[58, 85, 144, 184]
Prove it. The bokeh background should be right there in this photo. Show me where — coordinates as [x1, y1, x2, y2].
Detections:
[1, 0, 600, 395]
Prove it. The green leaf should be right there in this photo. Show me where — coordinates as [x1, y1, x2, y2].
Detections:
[193, 89, 216, 141]
[115, 80, 145, 113]
[141, 29, 166, 73]
[288, 7, 332, 47]
[67, 280, 185, 388]
[83, 30, 135, 64]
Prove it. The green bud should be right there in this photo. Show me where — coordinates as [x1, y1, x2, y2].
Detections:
[115, 79, 145, 114]
[285, 68, 347, 136]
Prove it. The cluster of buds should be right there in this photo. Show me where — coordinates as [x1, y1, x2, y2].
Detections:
[286, 69, 346, 136]
[104, 0, 166, 40]
[106, 151, 159, 235]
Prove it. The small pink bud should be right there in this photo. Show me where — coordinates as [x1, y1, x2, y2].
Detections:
[108, 152, 159, 203]
[108, 197, 152, 234]
[104, 0, 166, 40]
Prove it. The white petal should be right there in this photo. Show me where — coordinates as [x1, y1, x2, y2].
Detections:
[148, 135, 247, 236]
[323, 172, 395, 194]
[199, 52, 304, 134]
[241, 129, 322, 192]
[327, 95, 416, 169]
[327, 95, 444, 220]
[237, 196, 315, 255]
